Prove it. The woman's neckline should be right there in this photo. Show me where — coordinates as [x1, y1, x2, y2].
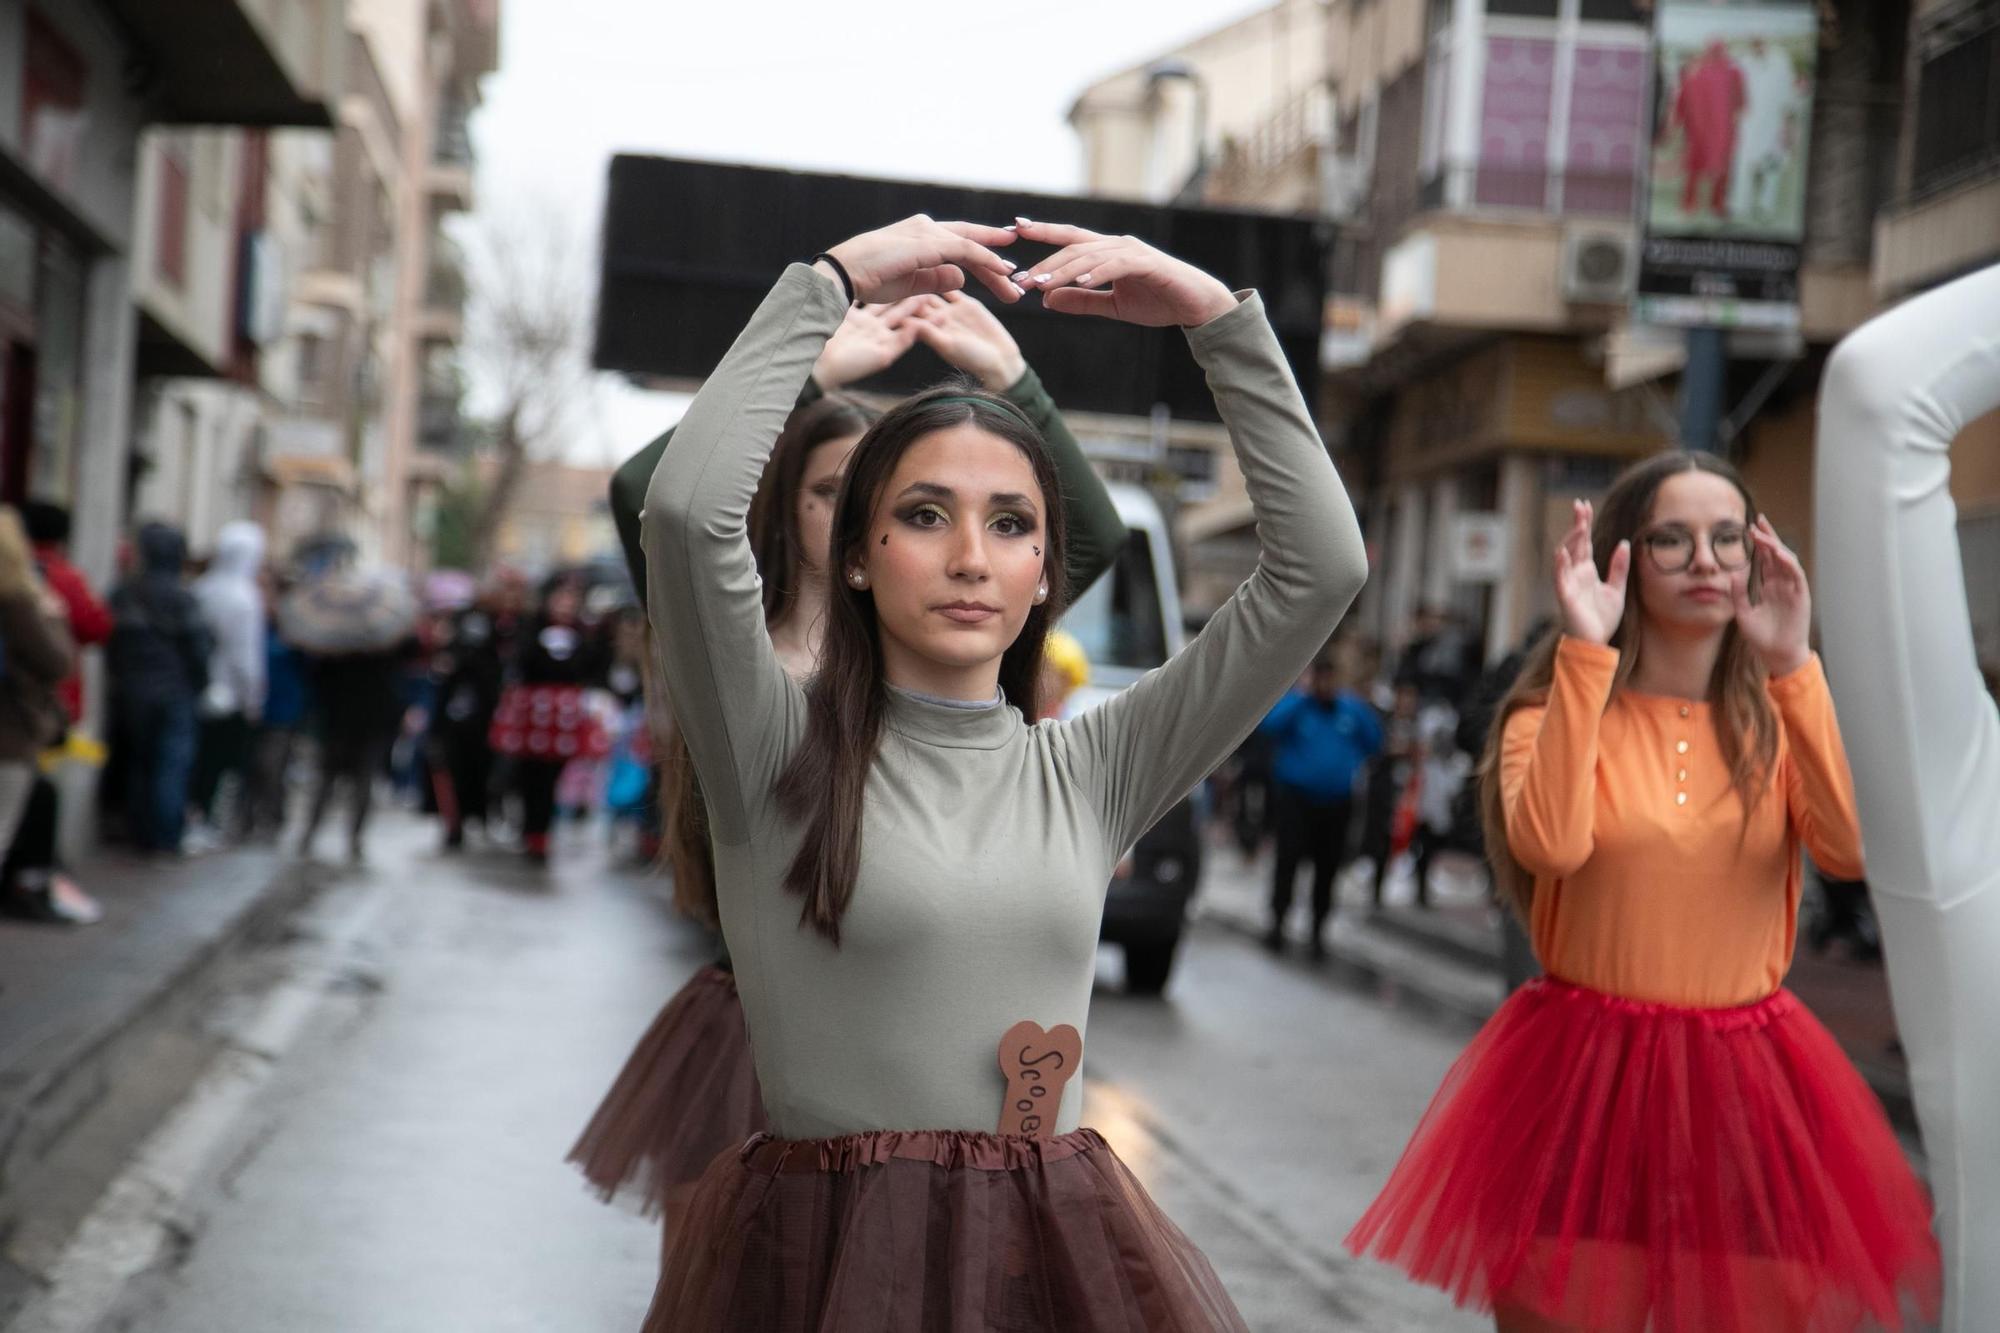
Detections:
[891, 684, 1002, 712]
[1617, 685, 1711, 709]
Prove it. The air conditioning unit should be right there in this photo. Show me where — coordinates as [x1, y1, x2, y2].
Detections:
[1561, 225, 1637, 304]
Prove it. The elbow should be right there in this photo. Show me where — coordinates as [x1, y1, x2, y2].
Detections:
[1813, 831, 1866, 884]
[1818, 328, 1911, 448]
[1291, 490, 1369, 619]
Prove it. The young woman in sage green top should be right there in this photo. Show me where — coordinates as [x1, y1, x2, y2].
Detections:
[639, 216, 1365, 1331]
[571, 290, 1127, 1247]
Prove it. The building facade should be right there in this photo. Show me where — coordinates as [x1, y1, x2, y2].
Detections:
[132, 0, 497, 569]
[1073, 0, 1957, 666]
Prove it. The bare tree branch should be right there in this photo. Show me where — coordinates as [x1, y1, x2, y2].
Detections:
[458, 200, 599, 567]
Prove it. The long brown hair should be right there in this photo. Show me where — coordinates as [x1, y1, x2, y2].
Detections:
[773, 384, 1069, 943]
[1479, 451, 1779, 918]
[663, 394, 872, 927]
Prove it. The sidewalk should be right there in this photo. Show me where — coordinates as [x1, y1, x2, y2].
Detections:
[1196, 837, 1915, 1133]
[0, 840, 312, 1320]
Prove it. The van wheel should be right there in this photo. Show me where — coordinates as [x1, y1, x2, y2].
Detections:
[1124, 937, 1179, 996]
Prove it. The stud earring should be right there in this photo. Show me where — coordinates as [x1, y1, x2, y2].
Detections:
[849, 571, 866, 588]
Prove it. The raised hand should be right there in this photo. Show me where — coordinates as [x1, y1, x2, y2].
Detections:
[811, 298, 926, 390]
[821, 216, 1019, 305]
[1553, 499, 1630, 646]
[1007, 220, 1236, 328]
[1732, 514, 1812, 677]
[907, 291, 1027, 392]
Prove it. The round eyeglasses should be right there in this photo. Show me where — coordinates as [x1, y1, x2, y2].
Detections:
[1638, 525, 1750, 574]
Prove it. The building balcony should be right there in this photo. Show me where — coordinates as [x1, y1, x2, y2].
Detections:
[418, 243, 468, 342]
[419, 389, 463, 452]
[1874, 172, 2000, 296]
[428, 102, 477, 212]
[103, 0, 343, 127]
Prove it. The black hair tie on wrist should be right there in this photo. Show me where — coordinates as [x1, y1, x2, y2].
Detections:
[811, 252, 857, 306]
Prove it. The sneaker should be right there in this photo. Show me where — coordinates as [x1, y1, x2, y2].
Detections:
[1261, 925, 1286, 954]
[47, 875, 103, 925]
[182, 823, 224, 856]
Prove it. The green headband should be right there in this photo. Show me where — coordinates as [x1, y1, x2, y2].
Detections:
[927, 395, 1035, 428]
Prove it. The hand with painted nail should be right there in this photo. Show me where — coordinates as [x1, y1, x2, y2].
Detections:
[812, 297, 929, 390]
[1553, 498, 1630, 647]
[906, 292, 1028, 392]
[820, 216, 1020, 306]
[1006, 219, 1235, 328]
[1732, 514, 1812, 678]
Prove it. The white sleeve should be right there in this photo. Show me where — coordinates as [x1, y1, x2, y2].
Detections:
[1815, 261, 2000, 1332]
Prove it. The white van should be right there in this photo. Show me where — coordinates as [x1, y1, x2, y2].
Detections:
[1058, 483, 1203, 995]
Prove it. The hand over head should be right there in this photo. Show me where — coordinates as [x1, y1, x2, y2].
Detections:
[1004, 220, 1237, 328]
[822, 216, 1020, 306]
[812, 298, 928, 391]
[906, 292, 1027, 393]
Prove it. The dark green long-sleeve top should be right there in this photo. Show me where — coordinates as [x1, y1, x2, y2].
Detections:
[609, 366, 1127, 607]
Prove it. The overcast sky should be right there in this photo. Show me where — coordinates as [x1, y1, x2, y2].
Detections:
[462, 0, 1263, 468]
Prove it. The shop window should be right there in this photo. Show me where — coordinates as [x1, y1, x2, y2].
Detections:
[1912, 8, 2000, 198]
[22, 11, 86, 193]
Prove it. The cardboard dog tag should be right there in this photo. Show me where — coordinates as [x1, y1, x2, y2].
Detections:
[996, 1020, 1082, 1138]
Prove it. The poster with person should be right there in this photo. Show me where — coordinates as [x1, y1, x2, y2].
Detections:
[1638, 1, 1818, 328]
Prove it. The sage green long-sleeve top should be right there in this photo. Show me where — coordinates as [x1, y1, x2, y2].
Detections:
[643, 264, 1365, 1139]
[609, 351, 1126, 606]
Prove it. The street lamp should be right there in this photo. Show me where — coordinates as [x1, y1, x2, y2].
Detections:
[1144, 59, 1210, 203]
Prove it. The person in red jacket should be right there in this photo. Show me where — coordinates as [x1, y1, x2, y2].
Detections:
[23, 502, 111, 720]
[2, 503, 105, 923]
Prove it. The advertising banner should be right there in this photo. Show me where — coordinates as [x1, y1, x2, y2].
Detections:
[1637, 1, 1819, 328]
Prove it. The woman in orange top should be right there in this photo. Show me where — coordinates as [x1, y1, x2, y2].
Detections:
[1347, 452, 1940, 1332]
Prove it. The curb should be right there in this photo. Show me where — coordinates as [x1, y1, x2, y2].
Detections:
[0, 852, 320, 1320]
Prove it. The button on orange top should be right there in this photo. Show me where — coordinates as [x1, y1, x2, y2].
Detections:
[1500, 638, 1864, 1008]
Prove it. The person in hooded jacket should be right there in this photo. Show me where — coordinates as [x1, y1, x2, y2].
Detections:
[187, 521, 266, 847]
[107, 523, 210, 854]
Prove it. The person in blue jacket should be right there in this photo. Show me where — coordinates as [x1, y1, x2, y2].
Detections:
[1260, 651, 1382, 956]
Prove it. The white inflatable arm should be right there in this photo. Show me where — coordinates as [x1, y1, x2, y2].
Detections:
[1816, 262, 2000, 1331]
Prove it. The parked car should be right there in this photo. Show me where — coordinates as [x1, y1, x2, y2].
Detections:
[1058, 484, 1202, 995]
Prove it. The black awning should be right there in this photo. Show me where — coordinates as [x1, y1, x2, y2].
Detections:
[594, 155, 1332, 423]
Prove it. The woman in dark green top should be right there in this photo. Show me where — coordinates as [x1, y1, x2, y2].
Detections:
[570, 287, 1126, 1243]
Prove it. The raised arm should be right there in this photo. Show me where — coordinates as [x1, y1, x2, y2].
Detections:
[1767, 657, 1863, 881]
[1017, 225, 1366, 851]
[1815, 262, 2000, 1332]
[1815, 264, 2000, 902]
[641, 268, 841, 844]
[1499, 639, 1615, 878]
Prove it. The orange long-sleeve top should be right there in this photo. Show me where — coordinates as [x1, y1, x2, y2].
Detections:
[1502, 637, 1864, 1009]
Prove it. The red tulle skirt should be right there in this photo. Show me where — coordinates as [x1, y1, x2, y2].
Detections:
[646, 1127, 1248, 1332]
[1346, 977, 1941, 1332]
[488, 684, 609, 760]
[567, 965, 767, 1219]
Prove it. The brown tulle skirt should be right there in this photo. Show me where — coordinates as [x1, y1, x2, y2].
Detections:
[567, 964, 768, 1219]
[644, 1127, 1249, 1332]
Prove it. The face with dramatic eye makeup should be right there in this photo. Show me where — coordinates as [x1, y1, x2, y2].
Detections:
[794, 434, 862, 576]
[846, 422, 1051, 699]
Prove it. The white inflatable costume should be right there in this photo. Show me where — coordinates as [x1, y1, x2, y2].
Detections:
[1817, 261, 2000, 1331]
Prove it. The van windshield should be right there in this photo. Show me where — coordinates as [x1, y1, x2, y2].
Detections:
[1060, 529, 1168, 672]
